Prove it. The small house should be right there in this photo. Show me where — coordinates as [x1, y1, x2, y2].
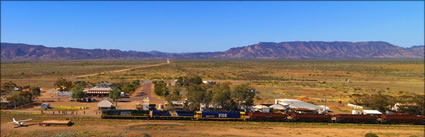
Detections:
[97, 99, 114, 110]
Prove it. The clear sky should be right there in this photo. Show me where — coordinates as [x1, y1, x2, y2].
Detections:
[1, 1, 424, 53]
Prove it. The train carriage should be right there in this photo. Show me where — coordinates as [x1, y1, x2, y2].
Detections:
[287, 113, 331, 122]
[381, 114, 424, 124]
[247, 112, 287, 121]
[331, 114, 379, 124]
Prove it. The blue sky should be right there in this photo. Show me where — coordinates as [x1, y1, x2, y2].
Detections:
[1, 1, 424, 53]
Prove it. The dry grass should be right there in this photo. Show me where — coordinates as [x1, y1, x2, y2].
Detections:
[1, 60, 423, 113]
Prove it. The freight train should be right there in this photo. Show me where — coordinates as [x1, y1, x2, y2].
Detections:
[101, 109, 425, 125]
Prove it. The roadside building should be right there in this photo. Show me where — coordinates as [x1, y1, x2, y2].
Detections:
[270, 104, 286, 112]
[97, 99, 114, 110]
[86, 87, 112, 96]
[164, 101, 185, 110]
[275, 99, 328, 114]
[202, 80, 216, 85]
[362, 110, 382, 115]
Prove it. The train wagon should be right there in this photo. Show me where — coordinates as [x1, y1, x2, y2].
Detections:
[332, 114, 379, 124]
[101, 109, 150, 119]
[381, 114, 424, 124]
[195, 111, 246, 121]
[247, 112, 287, 121]
[287, 113, 331, 122]
[150, 110, 196, 120]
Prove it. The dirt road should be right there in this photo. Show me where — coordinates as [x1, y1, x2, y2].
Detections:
[69, 62, 168, 79]
[126, 80, 165, 103]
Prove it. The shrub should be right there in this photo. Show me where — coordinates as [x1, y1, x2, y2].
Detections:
[365, 133, 378, 137]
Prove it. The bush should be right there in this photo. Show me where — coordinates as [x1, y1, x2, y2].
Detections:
[365, 133, 378, 137]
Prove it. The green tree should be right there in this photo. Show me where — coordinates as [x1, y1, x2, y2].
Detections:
[176, 75, 203, 87]
[123, 83, 137, 94]
[186, 84, 208, 111]
[30, 87, 41, 100]
[2, 81, 17, 91]
[109, 88, 121, 107]
[71, 84, 86, 101]
[350, 91, 395, 112]
[231, 84, 256, 110]
[54, 78, 73, 91]
[8, 92, 32, 108]
[75, 81, 88, 88]
[396, 94, 425, 115]
[165, 88, 182, 110]
[131, 80, 140, 86]
[187, 75, 203, 86]
[153, 81, 169, 97]
[211, 83, 234, 111]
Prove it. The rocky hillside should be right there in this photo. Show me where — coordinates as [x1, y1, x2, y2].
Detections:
[1, 41, 423, 60]
[1, 43, 156, 60]
[218, 41, 423, 59]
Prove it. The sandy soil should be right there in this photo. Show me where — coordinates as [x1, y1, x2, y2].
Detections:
[1, 116, 423, 137]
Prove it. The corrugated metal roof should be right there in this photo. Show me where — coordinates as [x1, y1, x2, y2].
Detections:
[275, 99, 321, 110]
[362, 110, 382, 115]
[97, 99, 113, 107]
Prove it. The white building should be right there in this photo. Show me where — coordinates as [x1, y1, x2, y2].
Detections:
[97, 99, 114, 110]
[275, 99, 328, 113]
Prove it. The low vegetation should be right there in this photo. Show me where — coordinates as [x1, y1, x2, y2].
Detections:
[154, 75, 257, 111]
[1, 60, 424, 113]
[1, 81, 41, 109]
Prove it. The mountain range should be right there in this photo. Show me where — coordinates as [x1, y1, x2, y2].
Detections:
[1, 41, 423, 60]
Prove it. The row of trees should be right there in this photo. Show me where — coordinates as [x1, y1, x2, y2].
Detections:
[350, 92, 424, 115]
[68, 79, 140, 101]
[154, 75, 256, 111]
[2, 81, 41, 109]
[186, 82, 256, 111]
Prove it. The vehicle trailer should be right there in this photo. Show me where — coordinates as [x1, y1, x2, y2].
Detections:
[331, 114, 379, 124]
[247, 112, 287, 121]
[195, 111, 246, 121]
[287, 113, 331, 122]
[381, 114, 424, 125]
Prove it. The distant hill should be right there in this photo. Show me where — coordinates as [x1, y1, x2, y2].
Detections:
[217, 41, 424, 59]
[0, 43, 157, 60]
[1, 41, 423, 60]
